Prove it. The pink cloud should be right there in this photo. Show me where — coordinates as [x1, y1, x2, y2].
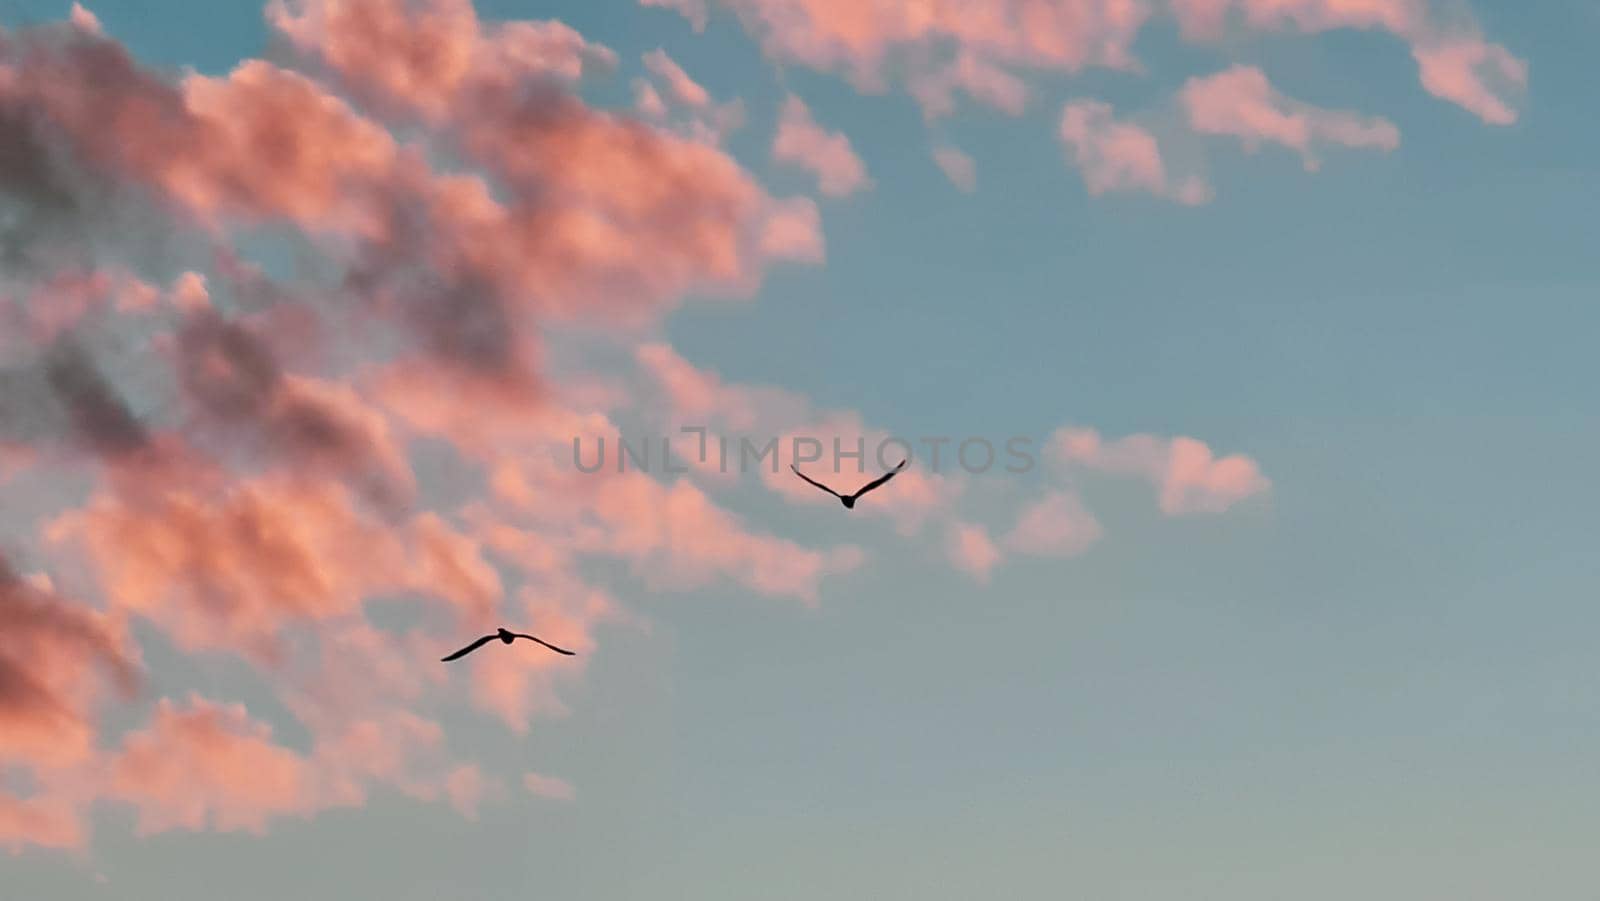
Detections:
[0, 1, 1288, 854]
[1182, 65, 1400, 168]
[1171, 0, 1424, 38]
[0, 3, 843, 853]
[634, 342, 809, 435]
[632, 49, 746, 146]
[460, 583, 615, 731]
[0, 793, 83, 851]
[643, 48, 711, 108]
[301, 707, 458, 806]
[909, 50, 1029, 118]
[110, 695, 321, 835]
[444, 765, 490, 818]
[1170, 0, 1524, 124]
[636, 342, 760, 429]
[634, 79, 669, 119]
[169, 272, 211, 312]
[652, 0, 1148, 94]
[1004, 492, 1103, 557]
[47, 465, 501, 663]
[948, 523, 1002, 582]
[4, 269, 119, 347]
[0, 561, 139, 771]
[171, 62, 403, 235]
[650, 0, 1522, 189]
[761, 415, 963, 535]
[632, 344, 962, 533]
[68, 3, 102, 34]
[642, 0, 710, 31]
[932, 145, 977, 192]
[268, 0, 616, 121]
[266, 0, 823, 325]
[0, 37, 409, 237]
[1162, 436, 1273, 514]
[283, 626, 437, 728]
[552, 465, 864, 603]
[0, 446, 34, 486]
[1050, 427, 1271, 515]
[759, 195, 827, 263]
[437, 95, 823, 321]
[384, 355, 865, 613]
[523, 771, 576, 800]
[1413, 37, 1527, 126]
[652, 0, 1522, 129]
[1059, 100, 1212, 204]
[772, 95, 872, 197]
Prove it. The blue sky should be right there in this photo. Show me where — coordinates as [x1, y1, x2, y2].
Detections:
[2, 0, 1598, 898]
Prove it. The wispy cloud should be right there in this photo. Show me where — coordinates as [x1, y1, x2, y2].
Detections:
[772, 95, 872, 198]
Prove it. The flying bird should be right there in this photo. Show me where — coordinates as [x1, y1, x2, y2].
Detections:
[441, 627, 576, 662]
[790, 459, 908, 509]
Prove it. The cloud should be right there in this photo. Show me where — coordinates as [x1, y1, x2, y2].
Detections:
[1170, 0, 1421, 38]
[931, 145, 977, 192]
[459, 582, 617, 731]
[1003, 492, 1103, 557]
[634, 344, 946, 502]
[643, 48, 711, 108]
[522, 771, 576, 800]
[771, 95, 872, 198]
[110, 695, 321, 835]
[0, 3, 853, 851]
[0, 557, 139, 770]
[444, 765, 489, 818]
[642, 0, 710, 32]
[39, 338, 150, 459]
[1058, 100, 1212, 204]
[633, 49, 747, 145]
[1182, 65, 1400, 169]
[649, 0, 1147, 95]
[268, 0, 617, 122]
[1049, 427, 1271, 515]
[633, 79, 669, 119]
[489, 447, 865, 606]
[46, 466, 509, 663]
[266, 0, 820, 326]
[167, 310, 418, 510]
[1170, 0, 1525, 125]
[0, 793, 83, 851]
[909, 50, 1029, 118]
[1413, 36, 1527, 126]
[68, 4, 102, 35]
[0, 1, 1279, 853]
[648, 0, 1523, 196]
[947, 522, 1001, 582]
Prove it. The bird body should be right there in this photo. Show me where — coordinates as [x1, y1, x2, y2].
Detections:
[441, 627, 575, 661]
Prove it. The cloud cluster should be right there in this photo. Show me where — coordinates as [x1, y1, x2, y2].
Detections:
[642, 0, 1525, 200]
[1058, 100, 1213, 205]
[0, 0, 1272, 854]
[772, 95, 873, 198]
[630, 344, 1268, 579]
[0, 0, 829, 850]
[1181, 66, 1401, 170]
[648, 0, 1522, 124]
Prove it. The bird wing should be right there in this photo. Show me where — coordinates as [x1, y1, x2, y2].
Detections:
[511, 633, 577, 656]
[850, 459, 908, 499]
[790, 465, 843, 498]
[440, 634, 497, 662]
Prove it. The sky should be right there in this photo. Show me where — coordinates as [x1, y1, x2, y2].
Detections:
[1, 0, 1597, 898]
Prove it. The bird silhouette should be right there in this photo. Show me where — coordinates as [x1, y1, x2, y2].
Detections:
[441, 627, 575, 662]
[790, 459, 908, 509]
